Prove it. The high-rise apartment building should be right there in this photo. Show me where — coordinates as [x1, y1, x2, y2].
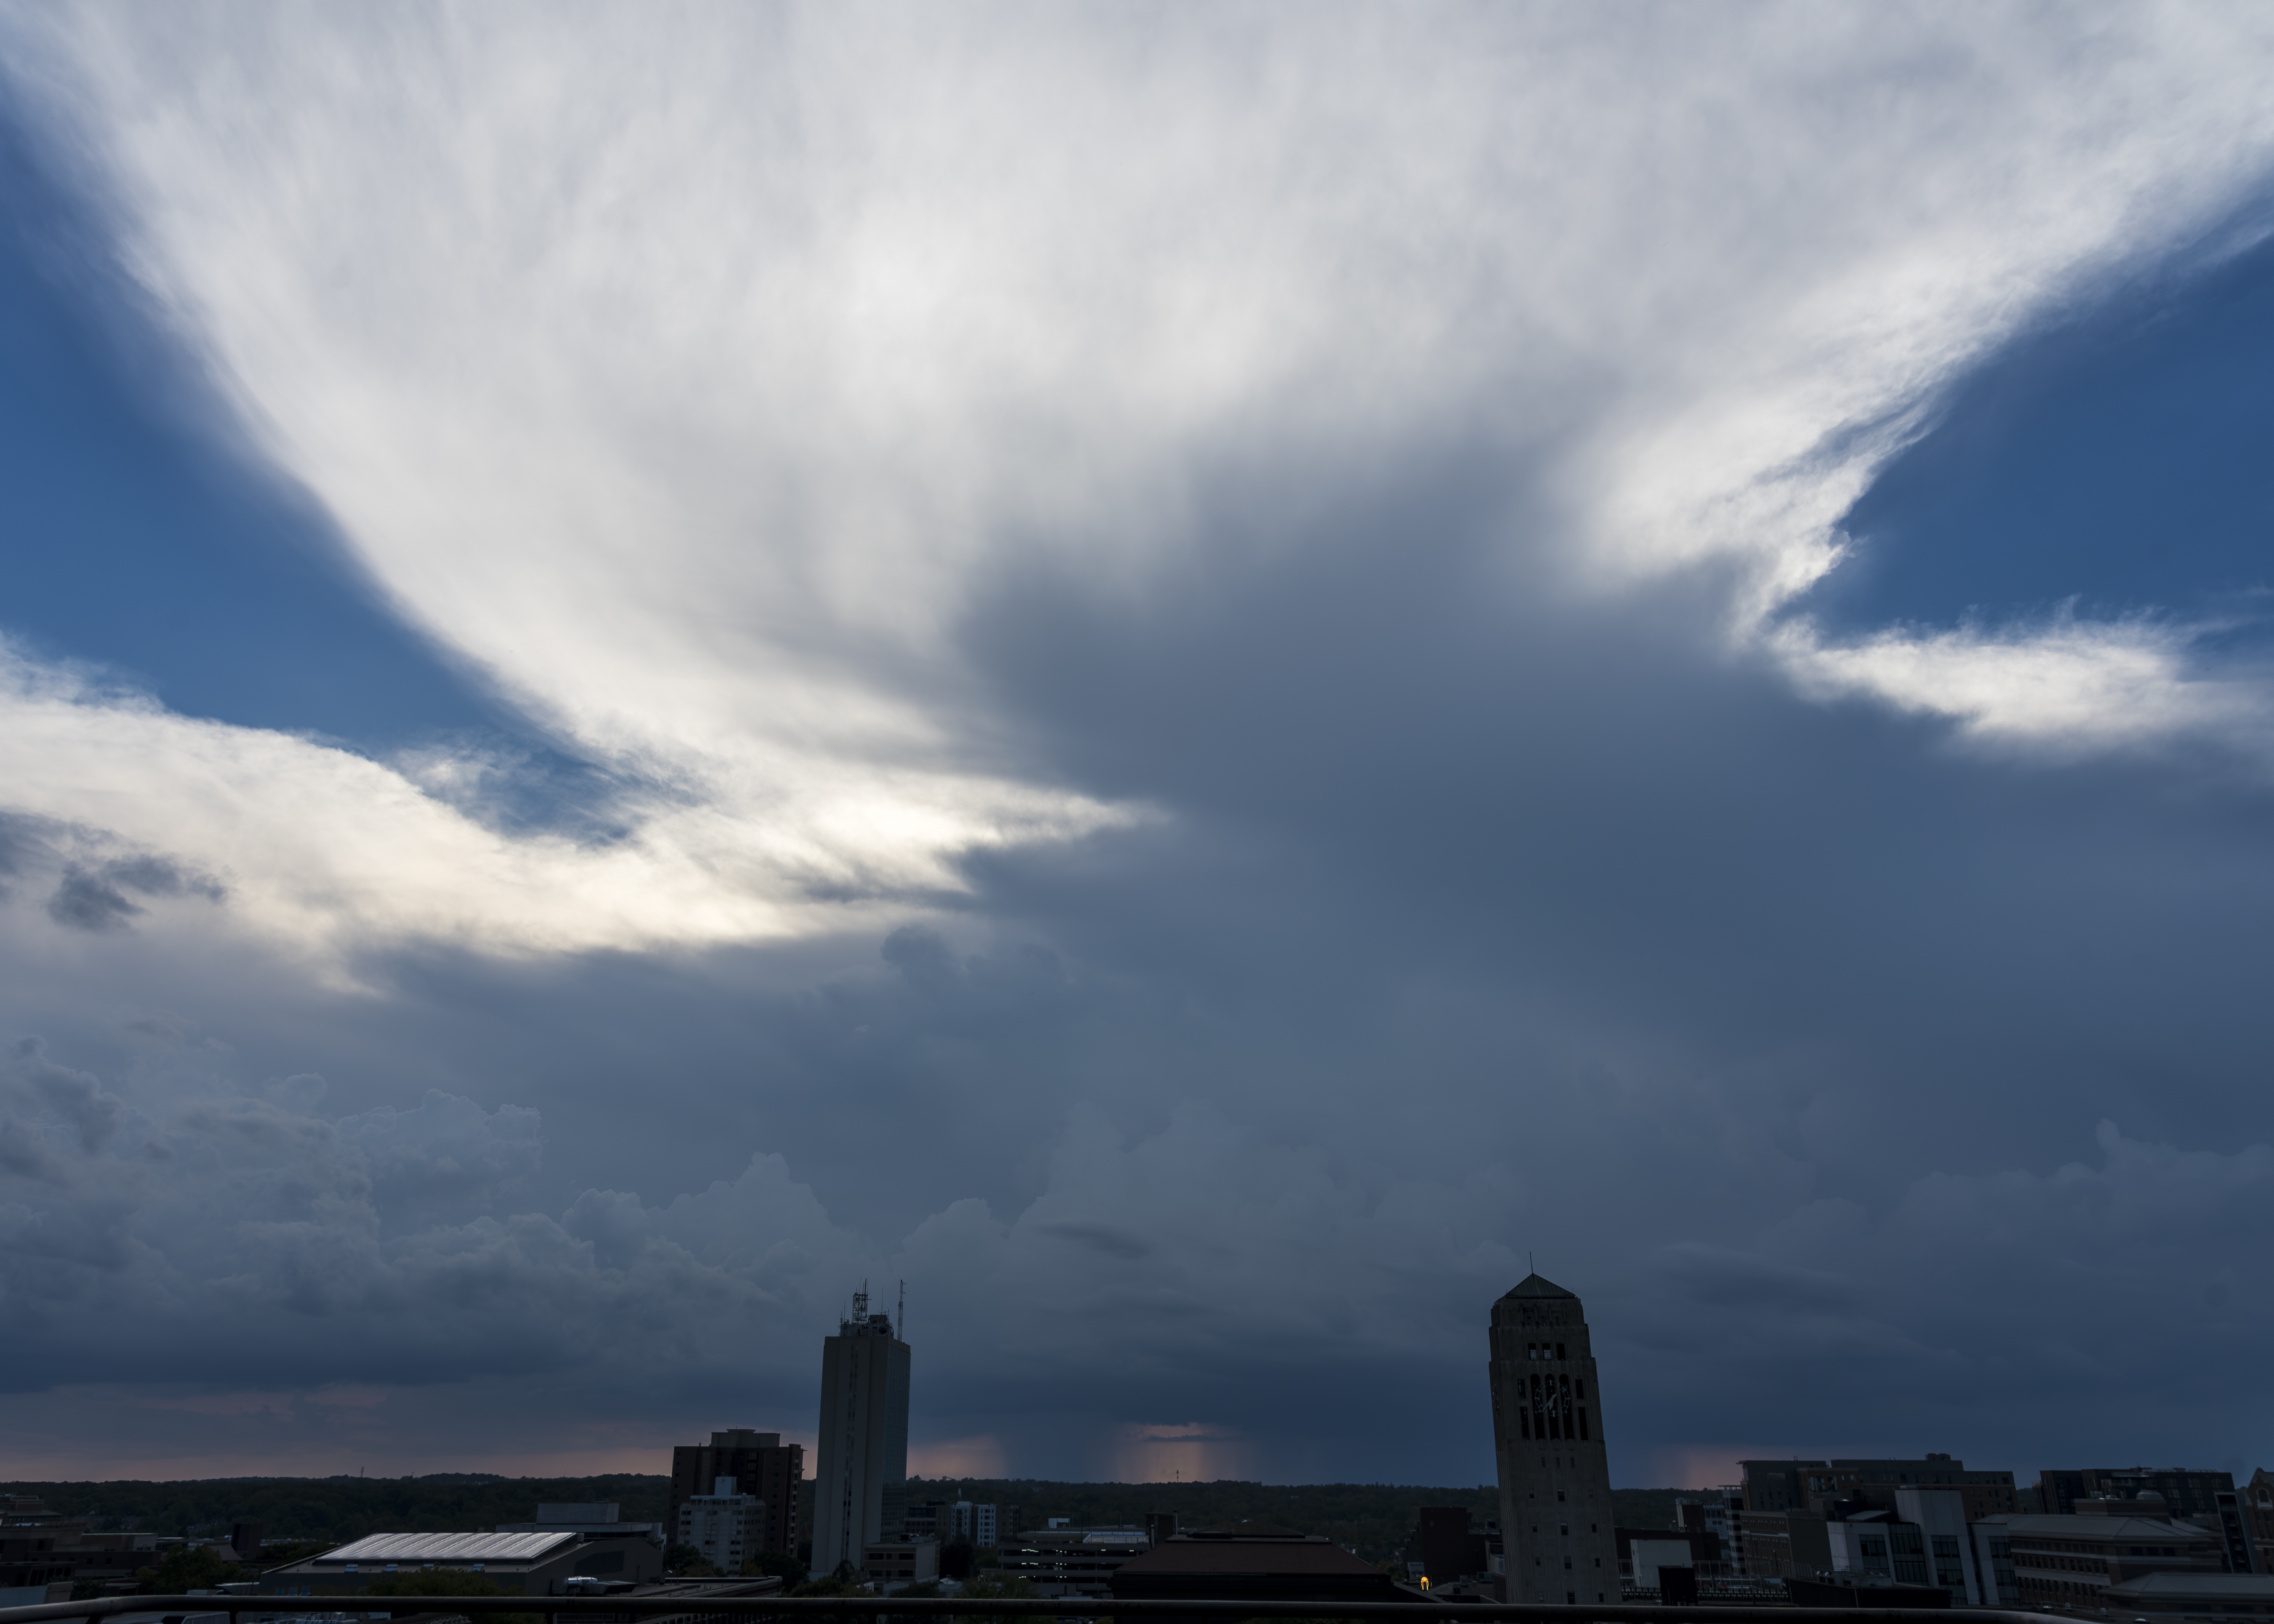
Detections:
[812, 1287, 912, 1578]
[1487, 1272, 1618, 1604]
[668, 1429, 804, 1558]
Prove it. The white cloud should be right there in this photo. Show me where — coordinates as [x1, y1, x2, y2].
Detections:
[6, 5, 2274, 958]
[0, 637, 1112, 969]
[1770, 612, 2268, 753]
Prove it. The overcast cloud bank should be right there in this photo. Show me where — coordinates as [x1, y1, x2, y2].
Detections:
[0, 3, 2271, 1482]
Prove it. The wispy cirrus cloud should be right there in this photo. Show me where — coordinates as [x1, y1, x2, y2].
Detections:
[4, 4, 2274, 963]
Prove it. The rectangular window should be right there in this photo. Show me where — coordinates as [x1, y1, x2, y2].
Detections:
[1578, 1407, 1589, 1440]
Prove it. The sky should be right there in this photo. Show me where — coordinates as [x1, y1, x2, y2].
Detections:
[0, 2, 2271, 1493]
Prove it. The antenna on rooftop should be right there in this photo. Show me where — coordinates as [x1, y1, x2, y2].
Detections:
[897, 1280, 906, 1340]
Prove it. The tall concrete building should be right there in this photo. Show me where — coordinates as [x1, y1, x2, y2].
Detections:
[1488, 1272, 1617, 1604]
[812, 1287, 912, 1578]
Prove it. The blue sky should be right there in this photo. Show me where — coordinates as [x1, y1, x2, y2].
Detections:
[0, 5, 2269, 1492]
[1828, 226, 2274, 635]
[0, 116, 497, 749]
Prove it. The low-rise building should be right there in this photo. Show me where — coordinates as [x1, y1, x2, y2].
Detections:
[675, 1484, 763, 1575]
[2215, 1489, 2264, 1575]
[1674, 1488, 1747, 1574]
[861, 1538, 938, 1588]
[2247, 1471, 2274, 1575]
[1408, 1508, 1492, 1586]
[0, 1583, 72, 1609]
[0, 1530, 74, 1595]
[1742, 1456, 2020, 1525]
[1, 1498, 170, 1594]
[1111, 1524, 1429, 1608]
[1626, 1538, 1701, 1594]
[993, 1526, 1156, 1598]
[257, 1530, 661, 1598]
[1616, 1528, 1727, 1585]
[1971, 1516, 2020, 1604]
[2035, 1469, 2238, 1523]
[2002, 1508, 2228, 1610]
[2104, 1572, 2274, 1618]
[1734, 1509, 1830, 1579]
[1823, 1488, 1985, 1603]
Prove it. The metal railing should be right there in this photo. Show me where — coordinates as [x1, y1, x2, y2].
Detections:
[0, 1597, 2058, 1624]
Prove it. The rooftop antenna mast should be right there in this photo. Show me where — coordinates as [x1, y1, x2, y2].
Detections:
[897, 1280, 906, 1340]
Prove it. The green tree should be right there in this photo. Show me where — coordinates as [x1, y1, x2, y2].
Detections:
[953, 1567, 1038, 1624]
[135, 1546, 242, 1594]
[741, 1549, 807, 1586]
[789, 1571, 865, 1596]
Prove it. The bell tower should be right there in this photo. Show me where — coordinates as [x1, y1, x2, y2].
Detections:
[1488, 1272, 1618, 1603]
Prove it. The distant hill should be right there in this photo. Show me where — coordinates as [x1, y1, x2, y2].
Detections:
[3, 1475, 1703, 1562]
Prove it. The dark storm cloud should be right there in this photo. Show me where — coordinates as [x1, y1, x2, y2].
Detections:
[27, 838, 228, 933]
[48, 864, 144, 930]
[3, 12, 2273, 1486]
[1, 412, 2269, 1480]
